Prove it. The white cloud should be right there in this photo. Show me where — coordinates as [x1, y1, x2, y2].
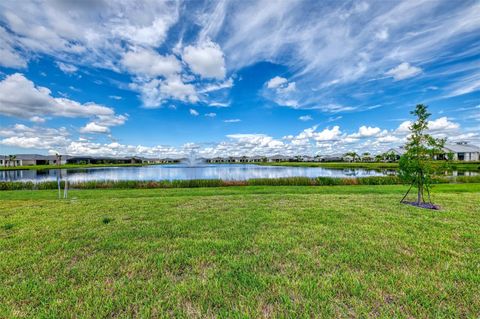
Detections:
[396, 117, 459, 134]
[80, 122, 110, 134]
[109, 95, 122, 100]
[0, 74, 124, 128]
[349, 125, 381, 138]
[56, 61, 78, 74]
[205, 112, 216, 117]
[315, 104, 356, 113]
[327, 115, 342, 122]
[446, 76, 480, 97]
[386, 62, 422, 80]
[396, 120, 412, 133]
[121, 48, 181, 78]
[0, 124, 70, 150]
[0, 48, 27, 68]
[29, 116, 46, 123]
[189, 108, 199, 116]
[0, 1, 179, 67]
[209, 101, 230, 108]
[183, 39, 226, 79]
[224, 119, 241, 123]
[375, 29, 389, 41]
[299, 115, 313, 121]
[130, 77, 198, 108]
[198, 78, 233, 93]
[266, 76, 288, 89]
[312, 126, 342, 141]
[1, 117, 474, 158]
[428, 117, 459, 131]
[277, 82, 296, 94]
[0, 26, 27, 68]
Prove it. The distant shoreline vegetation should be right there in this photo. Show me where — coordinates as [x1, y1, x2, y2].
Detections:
[1, 175, 479, 190]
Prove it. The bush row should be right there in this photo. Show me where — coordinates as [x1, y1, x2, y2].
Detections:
[1, 175, 479, 191]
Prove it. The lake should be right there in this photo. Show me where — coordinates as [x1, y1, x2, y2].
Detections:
[0, 164, 396, 182]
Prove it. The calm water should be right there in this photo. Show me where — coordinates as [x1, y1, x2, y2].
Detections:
[0, 164, 397, 182]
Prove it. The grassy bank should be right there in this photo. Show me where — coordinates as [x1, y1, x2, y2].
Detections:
[0, 163, 159, 171]
[256, 161, 480, 171]
[1, 184, 479, 317]
[1, 175, 480, 191]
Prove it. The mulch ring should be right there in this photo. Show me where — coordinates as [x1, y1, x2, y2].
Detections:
[401, 201, 441, 210]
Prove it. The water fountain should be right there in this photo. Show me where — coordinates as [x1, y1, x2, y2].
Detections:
[181, 150, 205, 166]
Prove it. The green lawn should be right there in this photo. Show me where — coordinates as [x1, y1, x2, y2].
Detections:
[1, 184, 479, 317]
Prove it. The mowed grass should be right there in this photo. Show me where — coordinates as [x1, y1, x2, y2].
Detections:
[1, 185, 479, 318]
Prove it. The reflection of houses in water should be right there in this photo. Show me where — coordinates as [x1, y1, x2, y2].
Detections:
[0, 168, 64, 181]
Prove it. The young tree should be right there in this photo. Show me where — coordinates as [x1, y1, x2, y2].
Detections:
[399, 104, 445, 207]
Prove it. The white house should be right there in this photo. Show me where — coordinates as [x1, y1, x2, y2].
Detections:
[442, 142, 480, 161]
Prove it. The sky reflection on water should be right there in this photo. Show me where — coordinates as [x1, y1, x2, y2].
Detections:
[0, 164, 400, 182]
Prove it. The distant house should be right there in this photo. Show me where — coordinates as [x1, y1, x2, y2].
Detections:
[301, 155, 314, 162]
[441, 142, 480, 161]
[268, 155, 290, 162]
[67, 156, 141, 165]
[1, 154, 68, 166]
[248, 156, 264, 163]
[384, 147, 406, 161]
[319, 154, 343, 162]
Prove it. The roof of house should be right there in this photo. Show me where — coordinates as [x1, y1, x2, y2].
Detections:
[444, 143, 480, 153]
[7, 154, 64, 160]
[385, 147, 406, 155]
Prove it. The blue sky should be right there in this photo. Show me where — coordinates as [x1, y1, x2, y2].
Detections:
[0, 0, 479, 157]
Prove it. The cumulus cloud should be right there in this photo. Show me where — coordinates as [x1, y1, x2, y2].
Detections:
[205, 112, 216, 118]
[0, 73, 126, 131]
[396, 117, 459, 134]
[386, 62, 422, 80]
[183, 39, 226, 79]
[266, 76, 288, 89]
[349, 126, 382, 138]
[427, 117, 459, 131]
[0, 124, 70, 150]
[1, 117, 473, 158]
[224, 119, 241, 123]
[80, 122, 110, 134]
[265, 76, 299, 108]
[121, 48, 181, 78]
[130, 77, 198, 108]
[189, 108, 199, 116]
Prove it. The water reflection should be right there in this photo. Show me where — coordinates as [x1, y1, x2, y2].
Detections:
[0, 164, 475, 182]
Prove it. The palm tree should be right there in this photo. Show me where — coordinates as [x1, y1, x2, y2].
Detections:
[8, 155, 17, 167]
[56, 153, 62, 166]
[344, 152, 359, 162]
[362, 152, 371, 162]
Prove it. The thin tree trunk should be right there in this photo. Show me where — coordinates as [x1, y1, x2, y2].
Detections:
[401, 182, 414, 203]
[417, 172, 422, 205]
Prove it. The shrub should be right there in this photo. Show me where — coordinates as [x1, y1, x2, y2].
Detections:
[0, 175, 478, 191]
